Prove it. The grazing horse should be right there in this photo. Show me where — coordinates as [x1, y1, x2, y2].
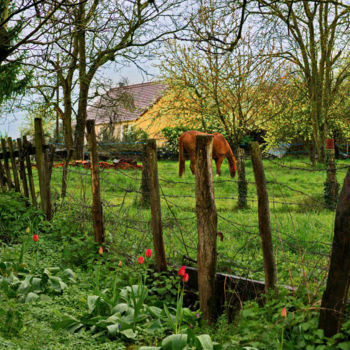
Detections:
[178, 131, 237, 177]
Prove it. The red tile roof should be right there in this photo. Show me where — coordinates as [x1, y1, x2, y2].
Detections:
[87, 82, 167, 125]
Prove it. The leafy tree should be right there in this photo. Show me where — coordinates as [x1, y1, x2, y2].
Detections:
[0, 0, 68, 105]
[255, 0, 350, 161]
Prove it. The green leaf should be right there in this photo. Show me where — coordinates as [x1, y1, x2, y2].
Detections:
[338, 342, 350, 350]
[196, 334, 214, 350]
[112, 303, 130, 315]
[107, 324, 120, 337]
[164, 303, 176, 332]
[88, 295, 100, 313]
[120, 328, 137, 339]
[25, 292, 40, 303]
[161, 334, 188, 350]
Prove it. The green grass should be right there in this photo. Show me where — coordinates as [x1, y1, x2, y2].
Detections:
[1, 155, 350, 349]
[47, 156, 348, 290]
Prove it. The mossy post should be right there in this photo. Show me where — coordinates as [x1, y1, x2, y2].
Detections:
[0, 159, 6, 190]
[319, 167, 350, 336]
[250, 141, 277, 292]
[7, 137, 21, 192]
[195, 134, 218, 324]
[23, 136, 37, 206]
[86, 120, 104, 244]
[34, 118, 52, 220]
[139, 144, 150, 207]
[1, 138, 13, 189]
[324, 138, 339, 210]
[237, 147, 248, 209]
[145, 139, 167, 272]
[17, 138, 29, 198]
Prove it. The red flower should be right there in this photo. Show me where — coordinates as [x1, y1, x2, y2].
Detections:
[178, 266, 186, 277]
[281, 307, 287, 318]
[146, 249, 152, 258]
[32, 234, 39, 242]
[138, 256, 144, 264]
[98, 246, 103, 255]
[182, 273, 189, 283]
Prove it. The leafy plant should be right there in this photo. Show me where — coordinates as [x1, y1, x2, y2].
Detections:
[0, 261, 75, 302]
[0, 191, 44, 243]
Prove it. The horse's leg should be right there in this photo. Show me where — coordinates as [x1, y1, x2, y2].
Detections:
[190, 154, 196, 175]
[215, 156, 225, 176]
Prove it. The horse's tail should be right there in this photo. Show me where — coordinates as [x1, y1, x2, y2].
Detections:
[226, 144, 237, 178]
[179, 135, 185, 177]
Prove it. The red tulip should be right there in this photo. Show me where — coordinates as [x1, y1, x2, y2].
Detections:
[146, 249, 152, 258]
[281, 307, 287, 318]
[182, 273, 189, 283]
[138, 256, 144, 264]
[178, 266, 186, 277]
[32, 234, 39, 242]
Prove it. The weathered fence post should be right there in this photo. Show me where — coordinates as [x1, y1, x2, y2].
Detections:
[319, 167, 350, 337]
[0, 159, 6, 190]
[61, 149, 73, 199]
[195, 135, 218, 324]
[237, 147, 248, 209]
[324, 138, 339, 210]
[1, 138, 13, 189]
[250, 142, 277, 291]
[145, 139, 167, 272]
[86, 120, 104, 244]
[139, 144, 150, 207]
[34, 118, 52, 219]
[23, 136, 37, 206]
[47, 144, 55, 184]
[7, 137, 21, 192]
[17, 138, 29, 198]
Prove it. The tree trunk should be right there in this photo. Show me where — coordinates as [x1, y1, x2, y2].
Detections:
[319, 167, 350, 337]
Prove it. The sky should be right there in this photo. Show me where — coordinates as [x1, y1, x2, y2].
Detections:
[0, 64, 158, 139]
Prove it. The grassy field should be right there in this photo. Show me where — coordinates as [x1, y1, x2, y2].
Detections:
[48, 155, 349, 292]
[1, 155, 350, 349]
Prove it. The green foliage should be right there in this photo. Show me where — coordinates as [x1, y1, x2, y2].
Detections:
[160, 126, 200, 157]
[0, 61, 31, 105]
[123, 126, 148, 143]
[0, 260, 75, 302]
[140, 329, 221, 350]
[0, 191, 44, 242]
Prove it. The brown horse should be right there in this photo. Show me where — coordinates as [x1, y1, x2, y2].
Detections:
[178, 131, 237, 177]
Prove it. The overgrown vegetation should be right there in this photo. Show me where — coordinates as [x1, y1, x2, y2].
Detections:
[1, 157, 350, 348]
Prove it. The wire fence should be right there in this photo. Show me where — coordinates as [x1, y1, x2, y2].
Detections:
[46, 140, 350, 297]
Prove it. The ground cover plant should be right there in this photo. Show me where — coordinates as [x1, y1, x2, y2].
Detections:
[1, 156, 350, 349]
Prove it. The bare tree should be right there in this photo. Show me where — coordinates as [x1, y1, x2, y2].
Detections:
[71, 0, 190, 159]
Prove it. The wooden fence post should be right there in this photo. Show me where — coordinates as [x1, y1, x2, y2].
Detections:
[1, 138, 13, 189]
[145, 139, 167, 272]
[34, 118, 52, 219]
[237, 147, 248, 209]
[195, 135, 218, 324]
[250, 142, 277, 292]
[139, 144, 150, 207]
[86, 120, 104, 244]
[61, 149, 73, 199]
[319, 167, 350, 336]
[17, 138, 29, 198]
[0, 159, 6, 190]
[23, 136, 37, 206]
[324, 138, 339, 210]
[7, 137, 21, 192]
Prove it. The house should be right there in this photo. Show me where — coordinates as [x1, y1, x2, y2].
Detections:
[87, 82, 169, 144]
